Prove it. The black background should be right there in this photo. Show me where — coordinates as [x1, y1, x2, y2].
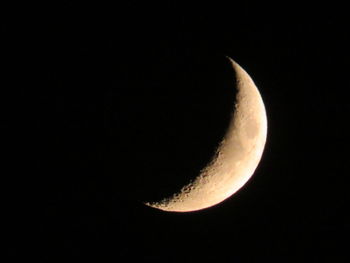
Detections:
[3, 2, 349, 262]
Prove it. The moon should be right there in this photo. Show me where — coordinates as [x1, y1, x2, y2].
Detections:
[144, 57, 267, 212]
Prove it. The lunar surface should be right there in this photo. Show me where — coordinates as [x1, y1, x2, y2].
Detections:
[145, 57, 267, 212]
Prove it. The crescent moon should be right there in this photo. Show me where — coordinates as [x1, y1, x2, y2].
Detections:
[145, 57, 267, 212]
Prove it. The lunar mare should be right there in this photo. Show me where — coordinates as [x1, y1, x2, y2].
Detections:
[145, 57, 267, 212]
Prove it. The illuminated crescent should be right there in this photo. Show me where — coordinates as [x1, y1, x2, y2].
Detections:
[145, 57, 267, 212]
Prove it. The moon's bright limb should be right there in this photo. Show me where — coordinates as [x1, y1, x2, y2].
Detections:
[145, 57, 267, 212]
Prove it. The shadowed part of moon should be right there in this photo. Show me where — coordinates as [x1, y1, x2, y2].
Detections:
[144, 57, 267, 212]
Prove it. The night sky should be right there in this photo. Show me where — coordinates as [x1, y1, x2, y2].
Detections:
[3, 2, 349, 262]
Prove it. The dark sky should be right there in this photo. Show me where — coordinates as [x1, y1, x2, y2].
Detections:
[3, 2, 349, 262]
